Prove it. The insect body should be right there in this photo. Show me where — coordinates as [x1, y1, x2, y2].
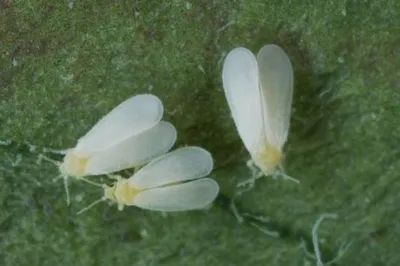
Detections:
[222, 45, 294, 181]
[43, 94, 177, 205]
[79, 146, 219, 213]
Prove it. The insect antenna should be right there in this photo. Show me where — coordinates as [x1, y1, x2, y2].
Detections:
[41, 147, 68, 155]
[37, 154, 72, 205]
[79, 177, 105, 188]
[37, 153, 61, 166]
[77, 197, 107, 215]
[62, 174, 71, 206]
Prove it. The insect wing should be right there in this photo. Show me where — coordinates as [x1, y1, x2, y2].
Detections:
[129, 146, 213, 189]
[85, 121, 176, 175]
[75, 94, 163, 157]
[222, 47, 264, 153]
[257, 45, 294, 149]
[133, 178, 219, 211]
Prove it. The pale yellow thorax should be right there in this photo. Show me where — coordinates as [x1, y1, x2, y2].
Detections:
[60, 150, 89, 177]
[253, 138, 282, 175]
[104, 178, 141, 206]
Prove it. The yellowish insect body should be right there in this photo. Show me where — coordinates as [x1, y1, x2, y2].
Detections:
[253, 137, 282, 175]
[60, 150, 89, 177]
[104, 177, 141, 209]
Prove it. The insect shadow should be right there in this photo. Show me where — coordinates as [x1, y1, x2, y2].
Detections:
[166, 48, 245, 171]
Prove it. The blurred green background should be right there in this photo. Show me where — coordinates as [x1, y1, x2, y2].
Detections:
[1, 0, 399, 265]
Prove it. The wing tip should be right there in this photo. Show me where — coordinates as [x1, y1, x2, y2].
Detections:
[158, 120, 178, 143]
[125, 93, 164, 120]
[203, 177, 220, 194]
[196, 178, 220, 208]
[186, 146, 214, 177]
[258, 44, 293, 71]
[132, 178, 220, 212]
[224, 47, 256, 66]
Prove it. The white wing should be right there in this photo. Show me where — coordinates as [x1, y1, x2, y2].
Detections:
[257, 45, 293, 149]
[133, 178, 219, 211]
[75, 94, 163, 157]
[222, 47, 264, 153]
[129, 146, 213, 189]
[84, 121, 176, 175]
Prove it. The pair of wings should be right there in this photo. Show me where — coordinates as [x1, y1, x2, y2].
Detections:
[222, 45, 294, 153]
[118, 146, 217, 212]
[72, 94, 177, 175]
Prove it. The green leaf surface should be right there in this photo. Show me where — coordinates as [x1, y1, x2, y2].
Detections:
[1, 0, 399, 265]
